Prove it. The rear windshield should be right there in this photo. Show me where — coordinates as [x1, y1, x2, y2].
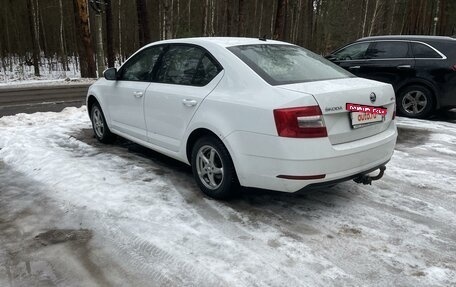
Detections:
[228, 44, 353, 85]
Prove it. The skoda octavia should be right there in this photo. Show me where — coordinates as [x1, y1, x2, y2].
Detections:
[87, 37, 397, 199]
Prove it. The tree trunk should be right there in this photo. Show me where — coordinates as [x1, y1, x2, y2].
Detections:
[164, 0, 172, 38]
[237, 0, 246, 36]
[270, 0, 276, 37]
[437, 0, 446, 35]
[274, 0, 287, 40]
[303, 0, 313, 48]
[294, 0, 302, 44]
[400, 0, 408, 34]
[389, 0, 397, 34]
[257, 0, 264, 37]
[210, 0, 215, 36]
[362, 0, 370, 37]
[26, 0, 40, 76]
[252, 0, 258, 36]
[136, 0, 151, 46]
[95, 12, 105, 77]
[73, 0, 96, 78]
[118, 0, 123, 62]
[3, 4, 12, 70]
[36, 0, 48, 57]
[58, 0, 67, 72]
[202, 0, 208, 36]
[170, 0, 174, 38]
[188, 0, 191, 34]
[105, 0, 115, 67]
[368, 0, 381, 36]
[225, 0, 231, 36]
[174, 0, 180, 38]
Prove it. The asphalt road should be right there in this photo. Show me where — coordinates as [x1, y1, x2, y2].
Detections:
[0, 84, 90, 117]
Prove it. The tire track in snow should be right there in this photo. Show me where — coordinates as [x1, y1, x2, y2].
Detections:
[90, 212, 229, 287]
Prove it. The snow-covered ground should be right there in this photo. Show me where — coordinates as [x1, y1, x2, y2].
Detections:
[0, 107, 455, 286]
[0, 56, 81, 85]
[0, 77, 95, 89]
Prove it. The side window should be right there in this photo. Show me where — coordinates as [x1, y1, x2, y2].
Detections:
[119, 46, 163, 81]
[333, 42, 370, 61]
[368, 41, 410, 59]
[155, 46, 220, 86]
[192, 55, 221, 86]
[411, 42, 442, 59]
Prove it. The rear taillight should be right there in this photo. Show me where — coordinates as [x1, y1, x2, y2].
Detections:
[273, 106, 327, 138]
[451, 64, 456, 71]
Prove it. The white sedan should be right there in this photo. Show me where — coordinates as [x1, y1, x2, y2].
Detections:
[87, 37, 397, 199]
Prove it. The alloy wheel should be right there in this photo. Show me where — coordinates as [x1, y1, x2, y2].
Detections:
[92, 107, 105, 138]
[401, 90, 428, 115]
[196, 145, 224, 190]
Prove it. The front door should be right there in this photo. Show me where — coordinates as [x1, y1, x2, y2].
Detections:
[331, 41, 372, 78]
[108, 46, 164, 141]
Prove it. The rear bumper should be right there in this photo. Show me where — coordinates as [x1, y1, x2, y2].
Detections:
[299, 160, 389, 191]
[224, 121, 397, 192]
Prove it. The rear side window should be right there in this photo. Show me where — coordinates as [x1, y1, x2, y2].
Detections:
[155, 45, 221, 86]
[228, 44, 353, 85]
[411, 42, 442, 59]
[368, 41, 410, 59]
[192, 55, 221, 86]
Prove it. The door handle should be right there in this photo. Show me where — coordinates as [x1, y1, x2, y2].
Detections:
[182, 99, 198, 107]
[397, 65, 412, 69]
[349, 66, 361, 69]
[133, 91, 144, 98]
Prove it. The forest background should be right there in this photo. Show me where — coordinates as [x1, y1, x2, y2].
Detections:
[1, 0, 455, 78]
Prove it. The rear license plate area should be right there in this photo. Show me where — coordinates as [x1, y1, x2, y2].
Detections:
[350, 112, 384, 128]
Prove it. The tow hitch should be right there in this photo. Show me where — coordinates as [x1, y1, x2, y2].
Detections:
[353, 166, 386, 185]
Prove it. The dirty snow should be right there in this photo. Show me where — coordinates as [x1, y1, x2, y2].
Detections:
[0, 107, 455, 286]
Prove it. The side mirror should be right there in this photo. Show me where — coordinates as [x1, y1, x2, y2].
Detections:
[104, 67, 118, 81]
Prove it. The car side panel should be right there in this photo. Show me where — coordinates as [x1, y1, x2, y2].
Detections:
[144, 72, 225, 152]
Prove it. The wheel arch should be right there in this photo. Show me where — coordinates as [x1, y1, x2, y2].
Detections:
[185, 128, 221, 164]
[396, 79, 440, 109]
[87, 95, 99, 118]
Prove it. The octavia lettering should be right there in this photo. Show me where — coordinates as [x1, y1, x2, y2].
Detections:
[346, 103, 387, 115]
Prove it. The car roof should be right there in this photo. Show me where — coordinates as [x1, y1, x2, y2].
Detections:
[356, 35, 456, 43]
[145, 37, 291, 48]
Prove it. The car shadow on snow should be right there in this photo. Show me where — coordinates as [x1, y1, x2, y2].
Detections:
[396, 126, 431, 148]
[73, 128, 360, 208]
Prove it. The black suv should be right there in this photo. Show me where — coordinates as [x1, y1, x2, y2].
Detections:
[326, 35, 456, 118]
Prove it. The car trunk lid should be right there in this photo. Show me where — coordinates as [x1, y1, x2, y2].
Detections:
[278, 78, 396, 145]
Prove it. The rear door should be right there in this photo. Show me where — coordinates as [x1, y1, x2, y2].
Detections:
[144, 44, 223, 152]
[362, 41, 416, 87]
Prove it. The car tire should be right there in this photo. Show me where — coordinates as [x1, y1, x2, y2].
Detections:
[191, 136, 240, 199]
[90, 103, 116, 144]
[397, 85, 434, 119]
